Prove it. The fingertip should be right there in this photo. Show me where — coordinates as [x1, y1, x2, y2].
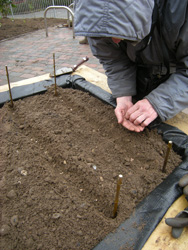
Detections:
[141, 118, 151, 127]
[116, 115, 123, 124]
[135, 125, 145, 133]
[125, 113, 130, 120]
[133, 120, 140, 125]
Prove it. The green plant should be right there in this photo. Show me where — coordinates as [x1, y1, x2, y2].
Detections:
[0, 0, 15, 17]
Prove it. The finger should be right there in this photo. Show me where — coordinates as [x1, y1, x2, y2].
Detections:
[141, 113, 158, 127]
[128, 109, 143, 123]
[115, 108, 125, 124]
[122, 119, 145, 132]
[133, 114, 146, 125]
[141, 118, 151, 127]
[125, 105, 139, 119]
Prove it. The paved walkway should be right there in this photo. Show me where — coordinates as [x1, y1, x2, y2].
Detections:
[0, 26, 104, 87]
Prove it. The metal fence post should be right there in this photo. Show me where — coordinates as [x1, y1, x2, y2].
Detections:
[52, 0, 56, 18]
[9, 4, 14, 19]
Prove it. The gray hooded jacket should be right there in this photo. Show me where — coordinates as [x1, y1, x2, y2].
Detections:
[74, 0, 188, 122]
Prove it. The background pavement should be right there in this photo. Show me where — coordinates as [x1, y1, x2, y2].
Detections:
[0, 25, 104, 87]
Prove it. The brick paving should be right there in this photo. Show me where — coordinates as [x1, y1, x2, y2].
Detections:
[0, 26, 104, 87]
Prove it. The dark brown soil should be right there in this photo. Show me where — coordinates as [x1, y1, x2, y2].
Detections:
[0, 86, 181, 250]
[0, 17, 67, 41]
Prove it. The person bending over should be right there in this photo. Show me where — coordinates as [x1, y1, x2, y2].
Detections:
[74, 0, 188, 132]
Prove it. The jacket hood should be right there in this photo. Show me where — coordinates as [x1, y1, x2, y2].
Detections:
[74, 0, 155, 41]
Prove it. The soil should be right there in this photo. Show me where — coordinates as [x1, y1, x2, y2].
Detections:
[0, 17, 68, 41]
[0, 86, 182, 250]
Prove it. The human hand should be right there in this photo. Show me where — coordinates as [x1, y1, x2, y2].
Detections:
[125, 99, 158, 128]
[165, 174, 188, 238]
[115, 96, 144, 132]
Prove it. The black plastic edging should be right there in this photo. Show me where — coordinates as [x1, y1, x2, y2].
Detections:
[0, 74, 71, 106]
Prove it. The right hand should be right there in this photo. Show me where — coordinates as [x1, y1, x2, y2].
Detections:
[115, 96, 144, 132]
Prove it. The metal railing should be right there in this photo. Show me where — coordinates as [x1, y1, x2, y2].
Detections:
[8, 0, 73, 19]
[44, 5, 74, 38]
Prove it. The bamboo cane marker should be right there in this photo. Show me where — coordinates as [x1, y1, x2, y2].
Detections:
[162, 141, 173, 173]
[5, 65, 14, 107]
[53, 53, 57, 96]
[113, 174, 123, 218]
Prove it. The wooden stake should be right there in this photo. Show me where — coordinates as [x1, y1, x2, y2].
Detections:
[162, 141, 173, 173]
[53, 53, 57, 96]
[5, 65, 14, 107]
[113, 174, 123, 218]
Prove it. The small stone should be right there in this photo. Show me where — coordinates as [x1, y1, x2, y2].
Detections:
[100, 176, 104, 181]
[125, 162, 130, 166]
[52, 213, 61, 219]
[91, 149, 95, 154]
[7, 190, 17, 199]
[0, 224, 10, 236]
[10, 215, 19, 226]
[19, 125, 24, 129]
[93, 165, 97, 170]
[21, 170, 27, 176]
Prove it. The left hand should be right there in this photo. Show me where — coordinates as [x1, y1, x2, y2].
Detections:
[125, 99, 158, 128]
[115, 96, 145, 132]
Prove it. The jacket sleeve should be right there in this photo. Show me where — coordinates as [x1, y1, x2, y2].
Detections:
[88, 37, 137, 98]
[145, 10, 188, 122]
